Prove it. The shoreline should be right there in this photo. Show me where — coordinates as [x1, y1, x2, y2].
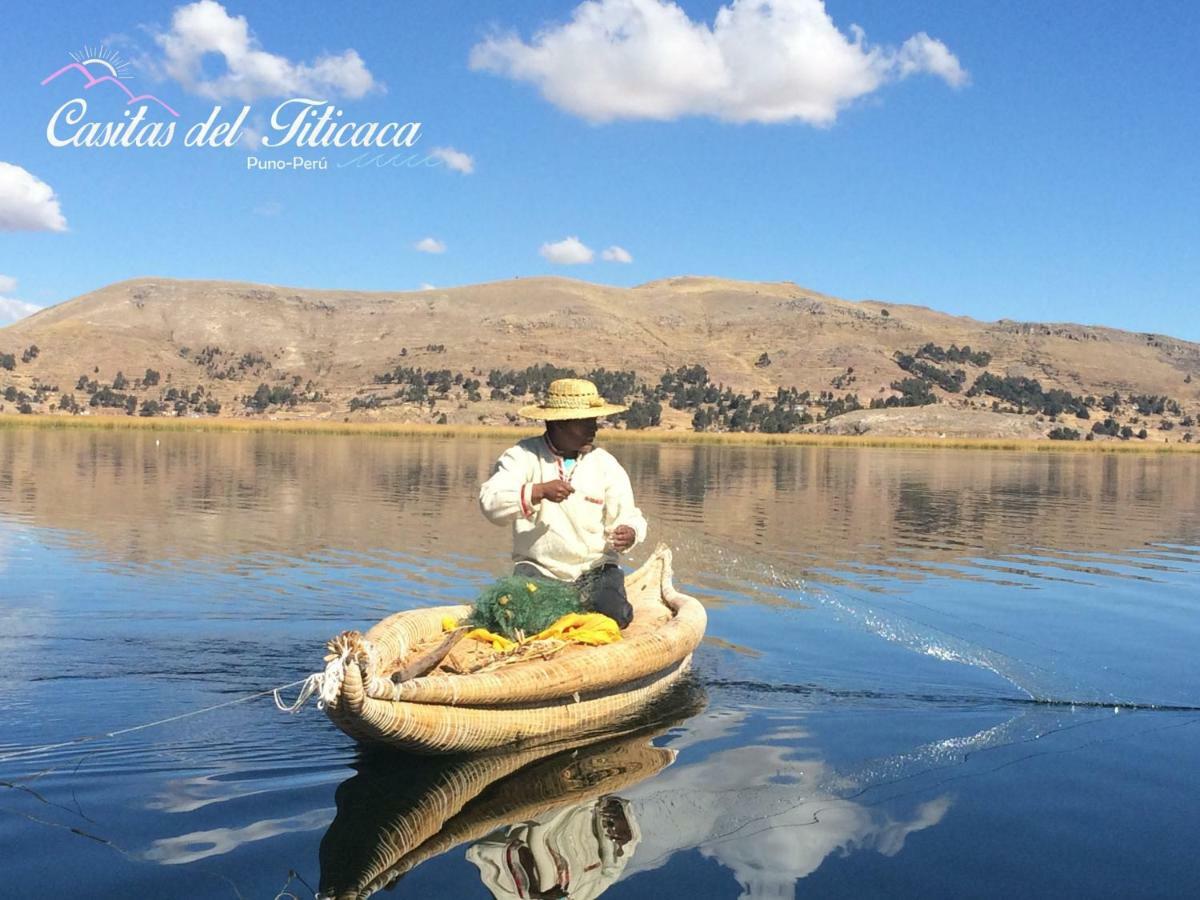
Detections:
[2, 413, 1197, 453]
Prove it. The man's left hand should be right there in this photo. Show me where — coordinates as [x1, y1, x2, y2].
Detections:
[610, 525, 636, 552]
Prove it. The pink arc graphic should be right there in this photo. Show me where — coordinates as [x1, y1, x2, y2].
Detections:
[41, 62, 180, 117]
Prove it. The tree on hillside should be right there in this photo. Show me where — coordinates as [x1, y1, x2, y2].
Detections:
[620, 399, 662, 429]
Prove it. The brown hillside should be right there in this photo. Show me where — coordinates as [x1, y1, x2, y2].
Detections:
[1, 275, 1197, 437]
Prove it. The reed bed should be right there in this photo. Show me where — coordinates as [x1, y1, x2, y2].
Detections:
[1, 412, 1197, 453]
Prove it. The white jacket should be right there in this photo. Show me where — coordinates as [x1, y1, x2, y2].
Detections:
[479, 435, 648, 581]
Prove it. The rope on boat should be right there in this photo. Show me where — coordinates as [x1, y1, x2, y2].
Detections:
[272, 631, 380, 714]
[0, 678, 310, 767]
[272, 657, 347, 714]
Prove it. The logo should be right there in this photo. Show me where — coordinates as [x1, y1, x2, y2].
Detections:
[38, 43, 430, 168]
[41, 45, 179, 117]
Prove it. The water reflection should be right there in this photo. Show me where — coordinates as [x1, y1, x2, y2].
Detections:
[318, 687, 705, 900]
[315, 684, 973, 900]
[0, 431, 1196, 594]
[2, 430, 1199, 898]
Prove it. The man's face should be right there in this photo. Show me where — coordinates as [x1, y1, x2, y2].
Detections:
[550, 417, 599, 453]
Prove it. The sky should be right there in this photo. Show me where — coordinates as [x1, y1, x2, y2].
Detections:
[1, 0, 1197, 340]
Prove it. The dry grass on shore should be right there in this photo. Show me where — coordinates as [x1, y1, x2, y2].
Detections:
[3, 412, 1198, 454]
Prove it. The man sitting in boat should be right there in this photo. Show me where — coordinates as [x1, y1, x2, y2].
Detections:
[479, 378, 648, 628]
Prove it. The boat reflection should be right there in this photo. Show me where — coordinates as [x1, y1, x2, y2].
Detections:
[319, 689, 965, 900]
[318, 685, 706, 900]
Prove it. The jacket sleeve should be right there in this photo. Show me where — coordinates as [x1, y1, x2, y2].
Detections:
[604, 457, 648, 550]
[479, 445, 537, 525]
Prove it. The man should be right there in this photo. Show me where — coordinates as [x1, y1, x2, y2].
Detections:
[479, 378, 648, 628]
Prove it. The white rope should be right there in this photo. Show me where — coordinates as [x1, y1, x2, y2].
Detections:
[273, 641, 363, 714]
[273, 673, 324, 714]
[272, 658, 346, 714]
[0, 678, 309, 767]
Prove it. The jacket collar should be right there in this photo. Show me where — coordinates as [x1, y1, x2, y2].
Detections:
[543, 432, 590, 460]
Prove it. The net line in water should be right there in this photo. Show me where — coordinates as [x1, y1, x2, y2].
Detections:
[702, 678, 1200, 713]
[674, 536, 1193, 710]
[0, 678, 310, 768]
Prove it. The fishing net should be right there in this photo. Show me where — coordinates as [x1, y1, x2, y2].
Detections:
[469, 575, 583, 640]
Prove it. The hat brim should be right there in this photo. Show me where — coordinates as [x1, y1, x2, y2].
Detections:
[517, 402, 628, 421]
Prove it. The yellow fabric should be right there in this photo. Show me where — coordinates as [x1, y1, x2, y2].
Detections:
[443, 617, 518, 652]
[532, 612, 622, 645]
[442, 612, 621, 650]
[462, 628, 517, 652]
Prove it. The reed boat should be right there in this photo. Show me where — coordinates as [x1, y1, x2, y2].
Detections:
[309, 545, 706, 754]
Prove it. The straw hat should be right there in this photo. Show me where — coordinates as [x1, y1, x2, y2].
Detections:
[518, 378, 627, 420]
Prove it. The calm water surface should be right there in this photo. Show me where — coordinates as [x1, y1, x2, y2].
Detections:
[1, 430, 1198, 898]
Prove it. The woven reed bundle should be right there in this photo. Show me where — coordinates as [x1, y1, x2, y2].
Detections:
[319, 716, 689, 900]
[320, 545, 707, 754]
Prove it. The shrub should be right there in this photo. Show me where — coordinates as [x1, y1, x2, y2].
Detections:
[619, 399, 662, 429]
[1048, 427, 1081, 440]
[968, 372, 1087, 417]
[886, 377, 938, 407]
[895, 353, 964, 393]
[915, 343, 991, 367]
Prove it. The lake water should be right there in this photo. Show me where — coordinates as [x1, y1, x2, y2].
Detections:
[1, 429, 1198, 899]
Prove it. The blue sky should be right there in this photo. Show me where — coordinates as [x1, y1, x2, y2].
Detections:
[1, 0, 1197, 340]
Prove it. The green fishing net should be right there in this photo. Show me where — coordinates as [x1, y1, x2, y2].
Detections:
[468, 575, 583, 640]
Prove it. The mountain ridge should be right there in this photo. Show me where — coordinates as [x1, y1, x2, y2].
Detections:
[2, 275, 1197, 439]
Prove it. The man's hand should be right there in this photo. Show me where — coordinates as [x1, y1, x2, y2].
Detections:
[533, 479, 574, 503]
[610, 524, 636, 552]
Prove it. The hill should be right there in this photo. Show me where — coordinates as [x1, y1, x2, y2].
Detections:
[1, 275, 1197, 441]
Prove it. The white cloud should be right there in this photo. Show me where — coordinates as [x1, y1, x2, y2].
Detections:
[430, 146, 475, 174]
[602, 245, 633, 263]
[252, 200, 282, 217]
[239, 114, 268, 150]
[0, 296, 43, 326]
[414, 237, 446, 254]
[0, 163, 67, 232]
[897, 32, 968, 87]
[419, 282, 436, 291]
[469, 0, 967, 125]
[540, 236, 594, 265]
[0, 275, 43, 325]
[155, 1, 379, 101]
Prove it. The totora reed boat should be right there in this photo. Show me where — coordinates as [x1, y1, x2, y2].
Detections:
[295, 545, 706, 754]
